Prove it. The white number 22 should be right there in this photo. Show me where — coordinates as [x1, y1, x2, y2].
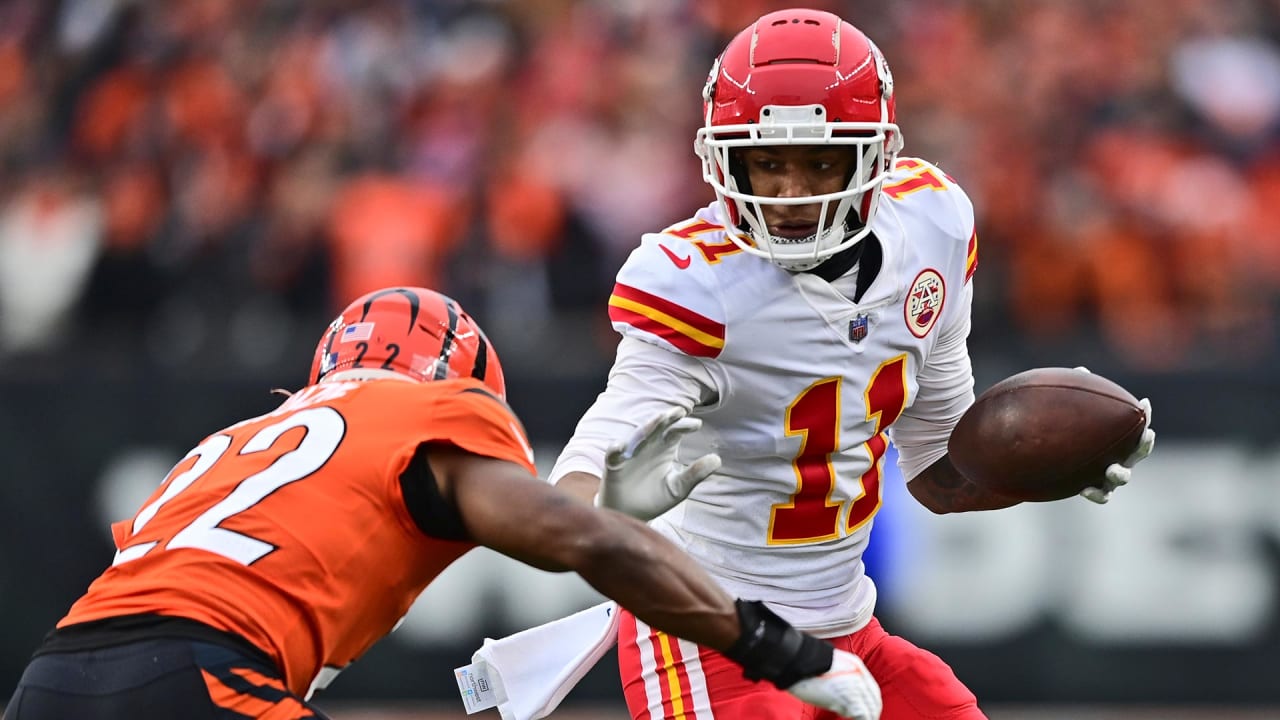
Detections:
[113, 407, 345, 566]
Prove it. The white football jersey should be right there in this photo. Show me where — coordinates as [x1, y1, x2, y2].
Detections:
[554, 158, 978, 636]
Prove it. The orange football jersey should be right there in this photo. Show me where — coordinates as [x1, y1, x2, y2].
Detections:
[60, 377, 536, 697]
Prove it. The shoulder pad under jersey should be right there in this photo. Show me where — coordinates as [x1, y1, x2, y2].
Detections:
[883, 157, 978, 283]
[608, 217, 738, 359]
[401, 380, 537, 473]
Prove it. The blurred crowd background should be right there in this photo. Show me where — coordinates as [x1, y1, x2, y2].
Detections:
[3, 0, 1280, 714]
[4, 0, 1280, 375]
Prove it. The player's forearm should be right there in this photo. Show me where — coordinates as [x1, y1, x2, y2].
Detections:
[907, 454, 1021, 513]
[575, 511, 740, 651]
[555, 470, 602, 505]
[454, 461, 739, 648]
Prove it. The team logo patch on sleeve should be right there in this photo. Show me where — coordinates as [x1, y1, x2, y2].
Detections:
[905, 269, 945, 338]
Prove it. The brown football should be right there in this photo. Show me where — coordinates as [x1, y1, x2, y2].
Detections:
[947, 367, 1147, 502]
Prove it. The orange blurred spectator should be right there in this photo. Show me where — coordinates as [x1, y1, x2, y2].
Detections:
[73, 63, 154, 160]
[163, 55, 247, 150]
[327, 174, 461, 311]
[101, 162, 165, 252]
[485, 162, 565, 262]
[0, 39, 26, 107]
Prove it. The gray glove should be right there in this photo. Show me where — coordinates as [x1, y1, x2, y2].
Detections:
[597, 406, 721, 520]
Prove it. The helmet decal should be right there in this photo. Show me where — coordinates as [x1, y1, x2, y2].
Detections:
[338, 323, 374, 343]
[471, 333, 489, 383]
[871, 39, 894, 99]
[360, 287, 420, 331]
[309, 287, 505, 398]
[432, 298, 460, 381]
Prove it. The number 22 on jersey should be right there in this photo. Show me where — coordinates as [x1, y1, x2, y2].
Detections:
[112, 407, 345, 567]
[768, 355, 908, 545]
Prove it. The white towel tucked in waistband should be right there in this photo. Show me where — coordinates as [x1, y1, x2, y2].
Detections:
[455, 601, 620, 719]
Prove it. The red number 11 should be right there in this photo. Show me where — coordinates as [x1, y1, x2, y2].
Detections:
[768, 355, 908, 545]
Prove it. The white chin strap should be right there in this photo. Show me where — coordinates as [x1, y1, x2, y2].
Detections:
[747, 225, 851, 272]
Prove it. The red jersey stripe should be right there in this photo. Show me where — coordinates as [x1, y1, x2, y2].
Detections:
[965, 229, 979, 283]
[609, 305, 723, 358]
[609, 283, 725, 358]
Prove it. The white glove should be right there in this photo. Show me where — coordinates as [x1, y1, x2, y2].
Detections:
[597, 406, 721, 521]
[787, 649, 882, 720]
[1073, 367, 1156, 505]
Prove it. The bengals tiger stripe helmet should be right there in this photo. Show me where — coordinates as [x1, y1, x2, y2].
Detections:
[309, 287, 505, 398]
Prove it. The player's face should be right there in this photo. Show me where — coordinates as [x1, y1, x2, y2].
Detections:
[737, 146, 858, 239]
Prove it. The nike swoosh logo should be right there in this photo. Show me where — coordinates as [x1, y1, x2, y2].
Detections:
[659, 244, 691, 269]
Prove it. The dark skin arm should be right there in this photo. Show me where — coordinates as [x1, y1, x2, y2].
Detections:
[907, 453, 1022, 513]
[426, 446, 740, 652]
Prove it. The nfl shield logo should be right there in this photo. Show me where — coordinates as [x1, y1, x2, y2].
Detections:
[849, 314, 869, 343]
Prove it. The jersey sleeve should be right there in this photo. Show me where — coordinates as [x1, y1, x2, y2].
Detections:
[934, 162, 977, 282]
[890, 157, 978, 285]
[548, 336, 714, 484]
[414, 382, 537, 474]
[890, 280, 976, 480]
[608, 234, 728, 359]
[885, 158, 979, 480]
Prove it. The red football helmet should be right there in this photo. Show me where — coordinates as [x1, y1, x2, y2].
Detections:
[695, 8, 902, 270]
[308, 287, 506, 398]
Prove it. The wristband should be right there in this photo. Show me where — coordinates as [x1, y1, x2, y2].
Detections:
[723, 599, 833, 689]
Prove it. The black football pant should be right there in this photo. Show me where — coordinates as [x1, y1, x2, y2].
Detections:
[3, 637, 330, 719]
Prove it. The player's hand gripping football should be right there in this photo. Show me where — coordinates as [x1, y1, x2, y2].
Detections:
[787, 649, 883, 720]
[1073, 367, 1156, 504]
[598, 406, 721, 520]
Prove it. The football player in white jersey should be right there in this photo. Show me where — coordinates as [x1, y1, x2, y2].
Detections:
[550, 8, 1155, 720]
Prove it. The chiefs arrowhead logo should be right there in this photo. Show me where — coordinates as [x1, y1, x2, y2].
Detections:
[659, 244, 692, 269]
[905, 268, 945, 338]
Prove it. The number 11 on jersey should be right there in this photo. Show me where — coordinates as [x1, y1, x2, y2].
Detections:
[768, 355, 908, 545]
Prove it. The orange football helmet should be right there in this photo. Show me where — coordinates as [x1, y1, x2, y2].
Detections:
[695, 8, 902, 271]
[309, 287, 505, 398]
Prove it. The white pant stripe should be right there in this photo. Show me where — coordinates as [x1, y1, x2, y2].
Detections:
[633, 617, 665, 720]
[676, 636, 714, 719]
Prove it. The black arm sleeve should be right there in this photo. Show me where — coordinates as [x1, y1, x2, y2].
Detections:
[399, 443, 471, 542]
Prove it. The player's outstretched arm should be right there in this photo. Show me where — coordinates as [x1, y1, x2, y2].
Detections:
[439, 447, 736, 643]
[432, 446, 881, 719]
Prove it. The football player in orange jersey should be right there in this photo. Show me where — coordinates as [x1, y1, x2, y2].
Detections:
[3, 286, 881, 720]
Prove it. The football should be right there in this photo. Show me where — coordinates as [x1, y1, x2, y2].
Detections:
[947, 367, 1147, 502]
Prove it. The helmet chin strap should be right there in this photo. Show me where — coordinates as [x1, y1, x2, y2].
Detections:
[749, 221, 859, 272]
